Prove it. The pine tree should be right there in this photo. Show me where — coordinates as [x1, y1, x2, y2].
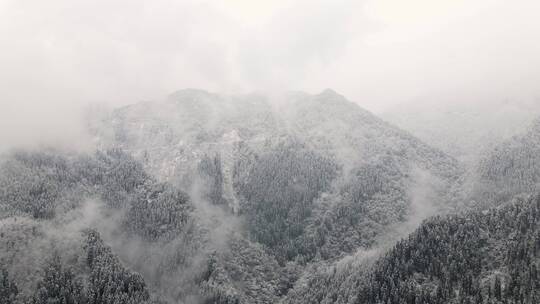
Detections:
[0, 268, 18, 304]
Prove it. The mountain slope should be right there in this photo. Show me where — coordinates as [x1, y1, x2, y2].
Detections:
[469, 118, 540, 206]
[4, 89, 539, 304]
[0, 149, 293, 304]
[285, 194, 540, 304]
[383, 98, 540, 164]
[0, 150, 196, 302]
[91, 89, 461, 264]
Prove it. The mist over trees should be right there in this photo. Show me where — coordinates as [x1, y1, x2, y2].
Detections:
[1, 90, 540, 304]
[286, 194, 540, 304]
[2, 0, 540, 302]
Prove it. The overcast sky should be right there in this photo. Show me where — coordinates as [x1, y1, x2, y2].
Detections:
[1, 0, 540, 149]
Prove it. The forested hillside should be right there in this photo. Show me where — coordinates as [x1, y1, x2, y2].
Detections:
[91, 89, 461, 265]
[5, 90, 539, 304]
[0, 224, 150, 304]
[467, 118, 540, 207]
[0, 150, 194, 302]
[383, 99, 540, 164]
[0, 149, 194, 239]
[285, 194, 540, 304]
[0, 149, 301, 303]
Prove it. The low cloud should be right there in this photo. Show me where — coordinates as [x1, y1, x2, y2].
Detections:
[2, 0, 540, 150]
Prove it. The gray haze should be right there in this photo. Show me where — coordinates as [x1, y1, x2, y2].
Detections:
[1, 0, 540, 150]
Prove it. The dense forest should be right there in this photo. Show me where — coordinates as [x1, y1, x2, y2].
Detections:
[0, 149, 298, 303]
[286, 194, 540, 304]
[1, 228, 151, 304]
[472, 118, 540, 206]
[1, 90, 540, 303]
[0, 150, 192, 303]
[93, 89, 462, 264]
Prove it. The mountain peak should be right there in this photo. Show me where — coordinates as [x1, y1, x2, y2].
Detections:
[168, 88, 215, 101]
[318, 88, 341, 98]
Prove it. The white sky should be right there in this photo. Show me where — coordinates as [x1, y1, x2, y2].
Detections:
[1, 0, 540, 149]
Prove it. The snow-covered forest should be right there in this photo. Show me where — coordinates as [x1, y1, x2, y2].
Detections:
[2, 1, 540, 303]
[2, 90, 540, 303]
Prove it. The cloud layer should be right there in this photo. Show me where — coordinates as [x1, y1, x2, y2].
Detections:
[1, 0, 540, 149]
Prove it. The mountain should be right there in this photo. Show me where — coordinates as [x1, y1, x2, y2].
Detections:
[383, 98, 540, 164]
[2, 89, 539, 304]
[467, 118, 540, 207]
[1, 89, 465, 304]
[285, 193, 540, 304]
[82, 89, 462, 302]
[91, 89, 461, 262]
[0, 149, 294, 303]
